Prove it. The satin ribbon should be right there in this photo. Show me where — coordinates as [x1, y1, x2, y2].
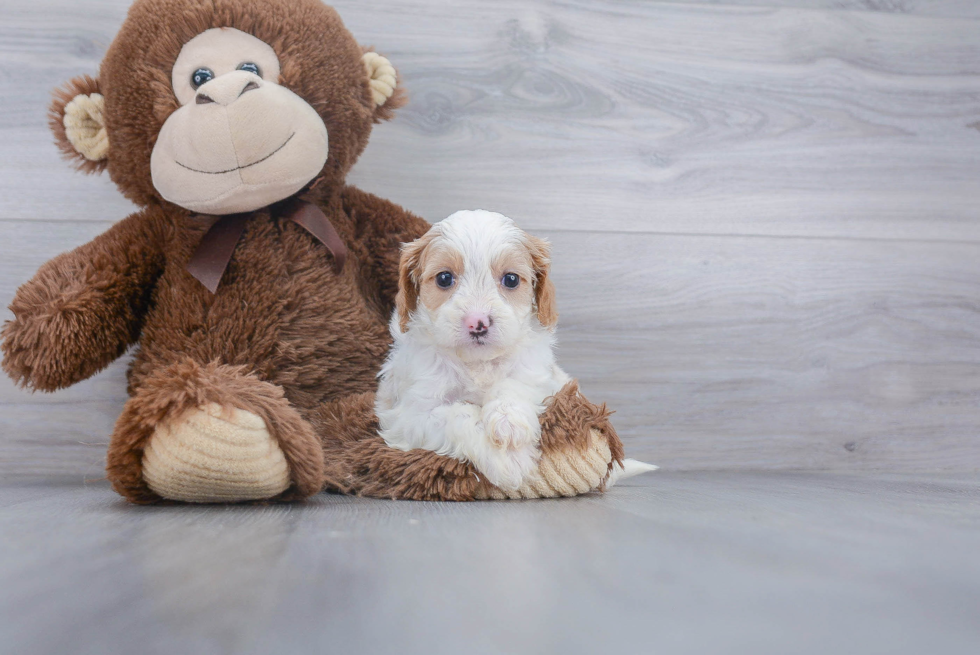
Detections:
[186, 200, 347, 294]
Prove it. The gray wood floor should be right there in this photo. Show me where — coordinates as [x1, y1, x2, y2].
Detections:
[2, 473, 979, 655]
[2, 2, 980, 653]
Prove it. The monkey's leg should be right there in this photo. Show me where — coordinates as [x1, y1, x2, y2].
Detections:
[107, 358, 323, 503]
[309, 383, 622, 501]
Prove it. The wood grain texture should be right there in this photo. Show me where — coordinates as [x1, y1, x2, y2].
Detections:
[1, 473, 979, 654]
[551, 231, 980, 471]
[2, 4, 978, 650]
[668, 1, 980, 18]
[0, 1, 978, 240]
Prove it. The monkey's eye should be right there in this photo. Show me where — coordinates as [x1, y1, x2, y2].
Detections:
[501, 273, 520, 289]
[238, 62, 261, 76]
[191, 68, 214, 89]
[435, 271, 455, 289]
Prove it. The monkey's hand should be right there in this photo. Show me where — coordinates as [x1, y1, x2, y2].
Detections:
[2, 210, 164, 391]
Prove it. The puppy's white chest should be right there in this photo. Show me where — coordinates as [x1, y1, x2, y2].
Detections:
[457, 360, 508, 404]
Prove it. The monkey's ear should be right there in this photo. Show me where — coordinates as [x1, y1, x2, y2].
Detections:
[49, 75, 109, 173]
[361, 51, 406, 122]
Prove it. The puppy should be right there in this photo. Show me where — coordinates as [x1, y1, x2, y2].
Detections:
[375, 210, 565, 489]
[375, 210, 655, 491]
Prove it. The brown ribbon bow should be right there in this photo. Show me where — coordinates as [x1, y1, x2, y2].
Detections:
[187, 200, 347, 294]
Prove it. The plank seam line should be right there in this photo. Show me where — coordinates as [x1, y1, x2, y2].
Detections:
[538, 228, 980, 247]
[578, 0, 980, 23]
[2, 218, 980, 247]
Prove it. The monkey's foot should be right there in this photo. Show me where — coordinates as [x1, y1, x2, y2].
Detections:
[107, 359, 323, 504]
[476, 428, 613, 499]
[141, 403, 291, 503]
[314, 382, 628, 502]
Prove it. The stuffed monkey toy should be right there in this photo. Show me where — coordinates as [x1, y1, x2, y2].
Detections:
[1, 0, 624, 503]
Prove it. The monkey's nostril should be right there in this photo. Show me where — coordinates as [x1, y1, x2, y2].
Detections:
[195, 93, 215, 105]
[240, 81, 260, 96]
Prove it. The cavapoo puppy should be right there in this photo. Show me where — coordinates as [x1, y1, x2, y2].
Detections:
[375, 210, 655, 491]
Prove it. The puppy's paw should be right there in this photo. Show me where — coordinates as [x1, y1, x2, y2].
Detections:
[483, 400, 540, 450]
[477, 444, 540, 491]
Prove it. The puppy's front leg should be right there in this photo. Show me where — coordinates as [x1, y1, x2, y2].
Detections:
[432, 403, 532, 491]
[482, 380, 543, 452]
[476, 387, 541, 490]
[431, 402, 486, 451]
[382, 401, 484, 454]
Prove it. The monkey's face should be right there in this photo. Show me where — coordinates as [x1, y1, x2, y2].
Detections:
[150, 28, 329, 215]
[48, 0, 403, 213]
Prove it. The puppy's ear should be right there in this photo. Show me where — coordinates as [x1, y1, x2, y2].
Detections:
[395, 234, 430, 333]
[50, 75, 109, 173]
[527, 235, 558, 328]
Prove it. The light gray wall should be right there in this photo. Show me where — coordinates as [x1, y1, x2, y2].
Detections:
[1, 0, 979, 479]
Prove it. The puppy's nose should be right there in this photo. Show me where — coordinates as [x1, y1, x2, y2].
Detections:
[464, 313, 492, 337]
[195, 71, 262, 107]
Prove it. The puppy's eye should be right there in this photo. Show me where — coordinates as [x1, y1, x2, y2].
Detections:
[238, 62, 261, 76]
[191, 68, 214, 89]
[501, 273, 520, 289]
[435, 271, 455, 289]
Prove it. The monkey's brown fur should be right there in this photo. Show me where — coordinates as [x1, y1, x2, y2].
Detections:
[1, 0, 623, 503]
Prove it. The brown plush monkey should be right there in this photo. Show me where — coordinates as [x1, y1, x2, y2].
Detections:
[1, 0, 623, 503]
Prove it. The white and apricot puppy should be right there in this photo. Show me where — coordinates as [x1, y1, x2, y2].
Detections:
[375, 210, 569, 490]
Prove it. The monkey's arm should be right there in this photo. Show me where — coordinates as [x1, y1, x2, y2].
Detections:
[313, 382, 624, 501]
[341, 185, 430, 313]
[2, 209, 166, 391]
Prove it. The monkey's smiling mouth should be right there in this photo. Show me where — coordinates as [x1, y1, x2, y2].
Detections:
[175, 132, 296, 175]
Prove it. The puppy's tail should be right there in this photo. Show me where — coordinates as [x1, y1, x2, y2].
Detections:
[605, 458, 659, 488]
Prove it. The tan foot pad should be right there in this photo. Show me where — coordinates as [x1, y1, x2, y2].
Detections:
[142, 403, 291, 503]
[476, 429, 613, 500]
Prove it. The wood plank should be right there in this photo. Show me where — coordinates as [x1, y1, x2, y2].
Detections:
[549, 229, 980, 470]
[665, 1, 980, 19]
[349, 0, 980, 240]
[1, 1, 978, 242]
[1, 473, 978, 654]
[0, 402, 121, 483]
[3, 221, 979, 475]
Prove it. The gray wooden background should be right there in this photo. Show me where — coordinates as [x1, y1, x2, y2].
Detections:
[2, 0, 979, 481]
